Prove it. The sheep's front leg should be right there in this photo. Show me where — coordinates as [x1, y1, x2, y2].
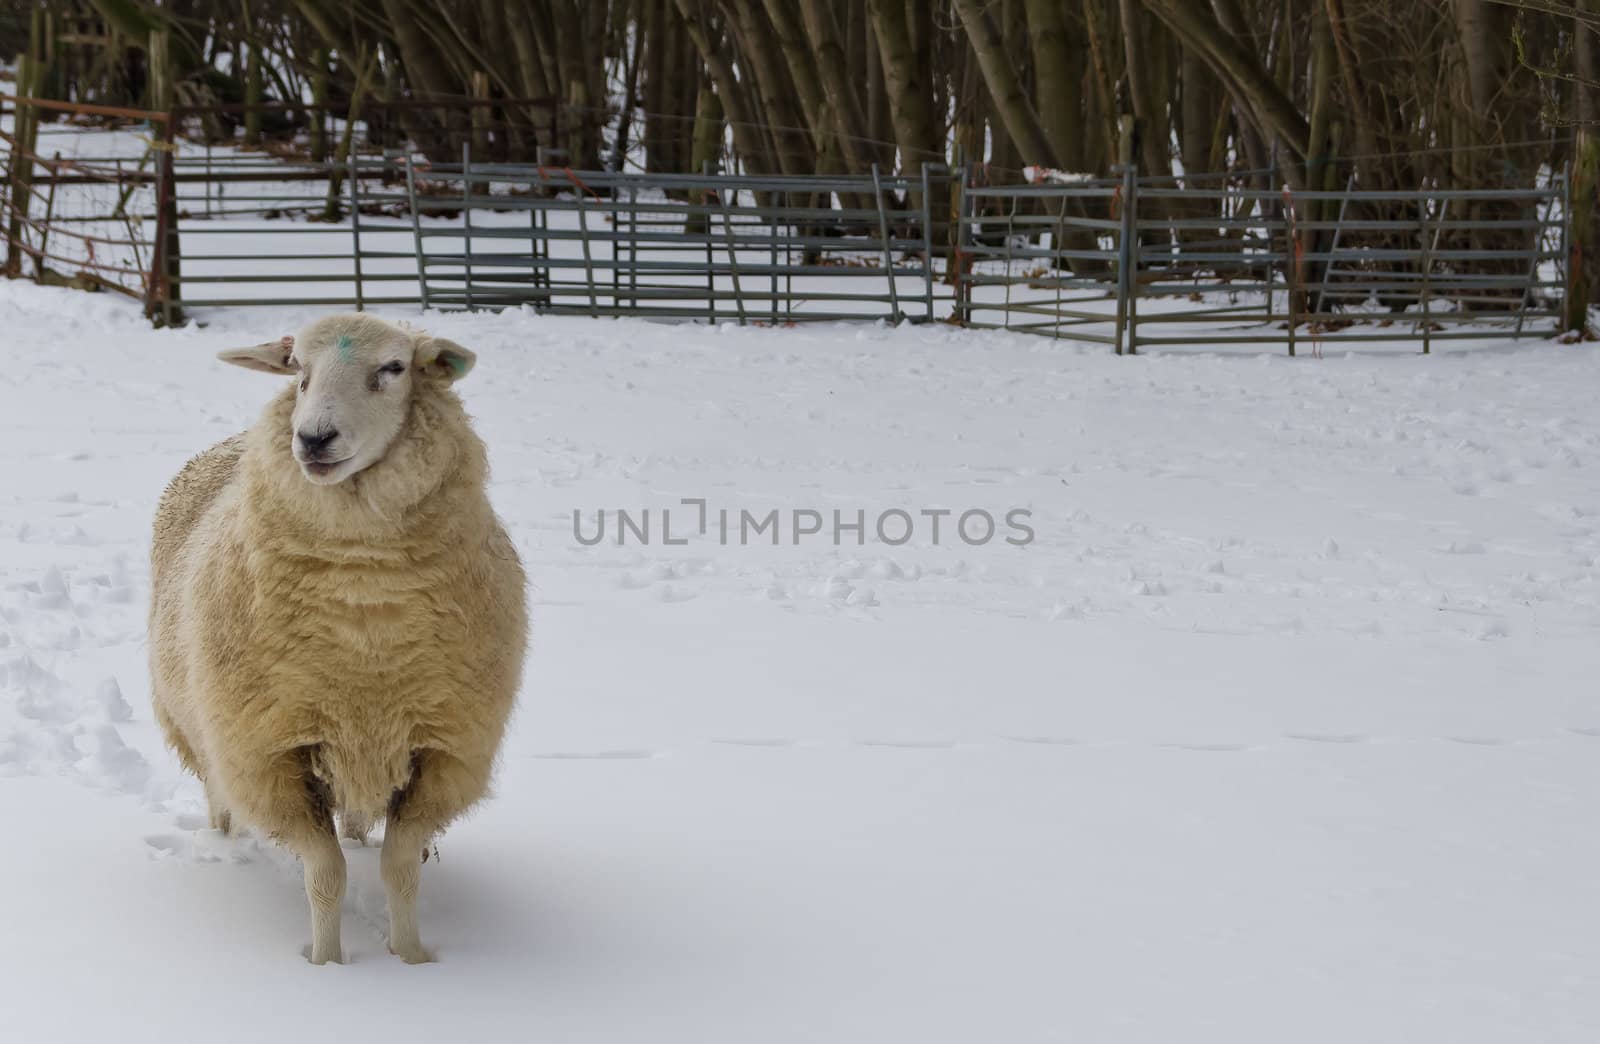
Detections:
[382, 750, 489, 964]
[248, 750, 348, 964]
[296, 826, 347, 965]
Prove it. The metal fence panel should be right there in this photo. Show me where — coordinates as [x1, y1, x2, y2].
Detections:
[0, 98, 1573, 352]
[958, 169, 1563, 355]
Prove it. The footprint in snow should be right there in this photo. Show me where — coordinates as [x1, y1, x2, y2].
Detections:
[858, 739, 957, 750]
[144, 833, 221, 862]
[1284, 732, 1368, 744]
[531, 749, 659, 760]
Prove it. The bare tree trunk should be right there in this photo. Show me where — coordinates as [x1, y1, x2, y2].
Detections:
[951, 0, 1059, 167]
[1178, 44, 1222, 174]
[864, 15, 893, 167]
[673, 0, 779, 174]
[799, 0, 873, 173]
[504, 0, 555, 149]
[721, 0, 816, 173]
[1143, 0, 1309, 172]
[690, 78, 724, 172]
[1117, 0, 1170, 178]
[1027, 0, 1085, 171]
[1451, 0, 1509, 120]
[1579, 1, 1598, 130]
[754, 0, 846, 169]
[865, 0, 941, 168]
[1081, 0, 1122, 167]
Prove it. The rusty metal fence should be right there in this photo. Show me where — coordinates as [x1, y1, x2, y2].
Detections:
[0, 95, 163, 301]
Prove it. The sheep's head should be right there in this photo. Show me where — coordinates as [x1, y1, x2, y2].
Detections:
[218, 315, 476, 487]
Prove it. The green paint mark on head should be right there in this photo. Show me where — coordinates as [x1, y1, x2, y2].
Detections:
[335, 334, 354, 361]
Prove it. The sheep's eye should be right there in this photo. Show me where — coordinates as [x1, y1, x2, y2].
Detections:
[379, 362, 405, 376]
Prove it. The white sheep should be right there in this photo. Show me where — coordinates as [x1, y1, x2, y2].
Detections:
[149, 313, 528, 964]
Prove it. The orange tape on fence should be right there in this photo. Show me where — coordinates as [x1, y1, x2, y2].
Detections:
[0, 93, 168, 123]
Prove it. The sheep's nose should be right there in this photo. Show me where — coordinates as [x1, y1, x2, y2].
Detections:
[297, 428, 339, 458]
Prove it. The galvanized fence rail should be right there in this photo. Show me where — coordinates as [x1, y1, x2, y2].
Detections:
[400, 154, 953, 323]
[169, 153, 421, 312]
[959, 169, 1565, 354]
[0, 97, 1575, 351]
[144, 152, 957, 324]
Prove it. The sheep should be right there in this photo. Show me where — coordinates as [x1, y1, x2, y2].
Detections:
[149, 313, 528, 964]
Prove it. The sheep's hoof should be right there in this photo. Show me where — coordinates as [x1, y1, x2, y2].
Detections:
[209, 809, 232, 836]
[390, 944, 435, 965]
[304, 944, 345, 965]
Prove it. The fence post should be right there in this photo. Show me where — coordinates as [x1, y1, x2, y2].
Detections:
[871, 163, 901, 323]
[1418, 209, 1431, 355]
[404, 152, 430, 310]
[114, 158, 148, 288]
[1312, 172, 1354, 318]
[1283, 185, 1298, 358]
[1051, 193, 1069, 339]
[1114, 115, 1138, 355]
[5, 64, 39, 277]
[0, 94, 11, 246]
[628, 177, 639, 312]
[920, 162, 935, 322]
[35, 150, 59, 281]
[1126, 163, 1139, 355]
[703, 159, 716, 323]
[1566, 134, 1595, 334]
[955, 162, 973, 325]
[769, 183, 781, 324]
[145, 107, 181, 326]
[160, 111, 181, 326]
[574, 174, 597, 317]
[1417, 193, 1441, 355]
[1002, 194, 1017, 328]
[1517, 182, 1558, 337]
[347, 148, 364, 311]
[715, 168, 747, 325]
[462, 143, 474, 311]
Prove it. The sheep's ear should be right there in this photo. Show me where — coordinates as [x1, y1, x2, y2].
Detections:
[218, 336, 297, 375]
[417, 337, 476, 382]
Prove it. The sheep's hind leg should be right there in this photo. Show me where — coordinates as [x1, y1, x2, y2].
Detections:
[203, 775, 233, 835]
[381, 816, 435, 964]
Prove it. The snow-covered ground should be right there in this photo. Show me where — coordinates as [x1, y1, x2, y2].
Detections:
[2, 279, 1599, 1041]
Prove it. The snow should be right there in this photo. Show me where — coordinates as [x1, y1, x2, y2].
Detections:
[2, 278, 1599, 1041]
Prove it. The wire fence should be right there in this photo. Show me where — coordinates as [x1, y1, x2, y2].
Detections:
[1, 94, 1574, 351]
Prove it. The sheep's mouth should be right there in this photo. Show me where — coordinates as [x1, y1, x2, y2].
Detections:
[300, 458, 352, 481]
